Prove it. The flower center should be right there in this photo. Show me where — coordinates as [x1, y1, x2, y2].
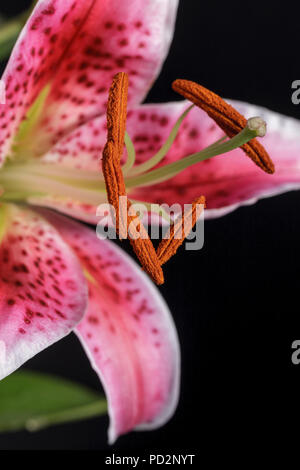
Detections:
[0, 74, 275, 285]
[0, 113, 268, 206]
[99, 73, 274, 284]
[0, 79, 273, 210]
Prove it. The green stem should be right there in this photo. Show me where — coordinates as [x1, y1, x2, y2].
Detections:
[25, 400, 107, 432]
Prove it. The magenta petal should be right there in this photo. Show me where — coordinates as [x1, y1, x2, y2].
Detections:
[27, 196, 102, 225]
[0, 0, 178, 160]
[0, 205, 88, 379]
[41, 114, 107, 170]
[27, 115, 107, 224]
[125, 101, 300, 216]
[41, 210, 180, 443]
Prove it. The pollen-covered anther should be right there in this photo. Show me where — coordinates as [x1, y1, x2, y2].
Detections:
[157, 196, 206, 265]
[102, 72, 164, 285]
[172, 79, 275, 174]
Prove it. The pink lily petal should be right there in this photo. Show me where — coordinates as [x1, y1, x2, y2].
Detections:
[0, 0, 179, 161]
[41, 114, 107, 170]
[40, 209, 180, 443]
[125, 101, 300, 217]
[27, 117, 106, 223]
[0, 204, 88, 379]
[27, 115, 107, 224]
[27, 196, 102, 225]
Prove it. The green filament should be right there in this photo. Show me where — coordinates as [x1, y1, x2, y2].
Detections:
[122, 132, 136, 174]
[125, 125, 259, 189]
[129, 105, 194, 177]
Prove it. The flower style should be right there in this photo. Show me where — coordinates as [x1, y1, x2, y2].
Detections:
[0, 0, 299, 443]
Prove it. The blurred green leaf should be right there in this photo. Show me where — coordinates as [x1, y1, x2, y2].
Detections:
[0, 370, 107, 433]
[0, 1, 38, 61]
[0, 37, 18, 62]
[0, 19, 24, 61]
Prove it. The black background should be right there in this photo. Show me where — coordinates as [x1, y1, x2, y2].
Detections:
[0, 0, 299, 456]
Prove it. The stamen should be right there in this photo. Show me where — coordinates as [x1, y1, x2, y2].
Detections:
[122, 131, 136, 174]
[157, 196, 206, 265]
[129, 199, 172, 223]
[102, 72, 128, 209]
[0, 164, 104, 204]
[102, 141, 127, 235]
[125, 121, 269, 190]
[102, 72, 164, 285]
[127, 199, 164, 285]
[172, 79, 275, 174]
[129, 104, 194, 176]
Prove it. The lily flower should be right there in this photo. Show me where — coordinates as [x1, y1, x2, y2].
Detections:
[0, 0, 298, 443]
[0, 0, 182, 444]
